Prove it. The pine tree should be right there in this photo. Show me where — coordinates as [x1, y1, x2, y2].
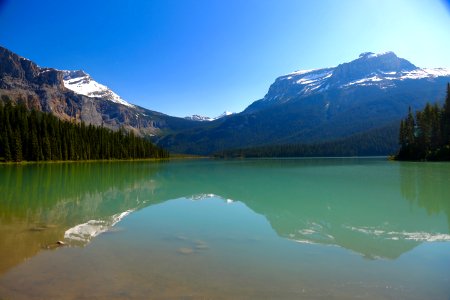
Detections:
[3, 131, 12, 162]
[399, 120, 406, 148]
[30, 129, 40, 161]
[430, 103, 442, 148]
[13, 129, 23, 162]
[0, 102, 168, 162]
[442, 83, 450, 144]
[405, 106, 415, 147]
[42, 135, 51, 160]
[397, 84, 450, 160]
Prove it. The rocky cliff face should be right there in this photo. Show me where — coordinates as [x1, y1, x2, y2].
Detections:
[328, 52, 417, 86]
[0, 46, 196, 136]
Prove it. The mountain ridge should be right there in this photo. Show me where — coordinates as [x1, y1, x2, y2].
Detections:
[158, 52, 450, 154]
[2, 46, 450, 156]
[245, 51, 449, 113]
[0, 45, 199, 137]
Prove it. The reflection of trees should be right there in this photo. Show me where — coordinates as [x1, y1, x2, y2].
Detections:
[1, 158, 449, 274]
[0, 161, 164, 275]
[0, 162, 164, 222]
[400, 162, 450, 230]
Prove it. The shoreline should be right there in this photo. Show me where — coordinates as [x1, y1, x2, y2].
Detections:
[0, 155, 210, 165]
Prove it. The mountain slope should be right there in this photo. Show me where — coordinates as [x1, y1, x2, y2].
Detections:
[0, 46, 199, 137]
[2, 46, 449, 156]
[216, 122, 399, 158]
[158, 52, 450, 154]
[62, 70, 134, 107]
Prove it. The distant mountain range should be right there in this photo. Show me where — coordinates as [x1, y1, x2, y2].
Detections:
[184, 111, 234, 122]
[1, 46, 450, 155]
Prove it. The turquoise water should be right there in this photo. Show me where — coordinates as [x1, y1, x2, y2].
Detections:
[0, 158, 449, 299]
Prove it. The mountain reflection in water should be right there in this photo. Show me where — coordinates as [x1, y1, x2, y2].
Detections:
[0, 158, 449, 276]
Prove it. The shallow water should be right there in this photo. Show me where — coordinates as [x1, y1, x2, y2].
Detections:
[0, 158, 449, 299]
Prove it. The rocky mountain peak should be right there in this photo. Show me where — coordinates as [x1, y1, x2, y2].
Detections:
[62, 70, 89, 80]
[330, 51, 417, 85]
[0, 46, 63, 87]
[0, 46, 39, 80]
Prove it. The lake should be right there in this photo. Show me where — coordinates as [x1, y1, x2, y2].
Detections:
[0, 158, 449, 299]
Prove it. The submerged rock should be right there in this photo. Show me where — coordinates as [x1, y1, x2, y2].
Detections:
[45, 241, 66, 250]
[29, 224, 58, 232]
[29, 227, 47, 232]
[176, 235, 188, 241]
[177, 247, 194, 255]
[194, 240, 209, 250]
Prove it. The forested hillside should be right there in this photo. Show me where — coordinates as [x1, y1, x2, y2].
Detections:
[0, 98, 168, 162]
[397, 84, 450, 161]
[216, 123, 398, 158]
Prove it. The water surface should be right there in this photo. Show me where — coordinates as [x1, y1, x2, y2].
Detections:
[0, 158, 449, 299]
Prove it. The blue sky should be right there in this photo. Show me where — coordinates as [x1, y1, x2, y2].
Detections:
[1, 0, 449, 117]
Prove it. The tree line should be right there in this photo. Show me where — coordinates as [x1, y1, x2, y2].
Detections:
[0, 99, 169, 162]
[215, 123, 398, 158]
[397, 83, 450, 161]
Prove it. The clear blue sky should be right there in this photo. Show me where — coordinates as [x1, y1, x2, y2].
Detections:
[1, 0, 449, 117]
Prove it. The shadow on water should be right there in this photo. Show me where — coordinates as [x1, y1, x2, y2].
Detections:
[0, 158, 449, 275]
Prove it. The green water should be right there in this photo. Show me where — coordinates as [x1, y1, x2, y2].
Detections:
[0, 158, 449, 299]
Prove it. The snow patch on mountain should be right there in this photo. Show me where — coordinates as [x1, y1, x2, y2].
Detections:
[359, 51, 394, 59]
[279, 54, 450, 94]
[62, 70, 134, 107]
[185, 111, 235, 122]
[277, 68, 334, 96]
[399, 68, 450, 80]
[295, 69, 333, 85]
[185, 115, 215, 121]
[215, 111, 234, 119]
[288, 68, 320, 76]
[342, 68, 450, 88]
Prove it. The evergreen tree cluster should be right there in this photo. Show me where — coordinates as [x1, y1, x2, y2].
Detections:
[0, 99, 168, 162]
[215, 124, 398, 158]
[397, 83, 450, 161]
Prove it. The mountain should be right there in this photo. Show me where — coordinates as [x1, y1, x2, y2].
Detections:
[158, 52, 450, 154]
[2, 46, 449, 156]
[245, 51, 446, 112]
[62, 70, 134, 108]
[185, 114, 215, 122]
[0, 46, 198, 137]
[215, 111, 235, 118]
[184, 111, 235, 122]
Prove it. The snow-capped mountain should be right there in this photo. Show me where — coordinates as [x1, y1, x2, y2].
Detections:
[0, 46, 196, 137]
[160, 51, 450, 155]
[185, 111, 235, 122]
[2, 45, 450, 156]
[255, 51, 450, 106]
[62, 70, 134, 107]
[215, 111, 235, 119]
